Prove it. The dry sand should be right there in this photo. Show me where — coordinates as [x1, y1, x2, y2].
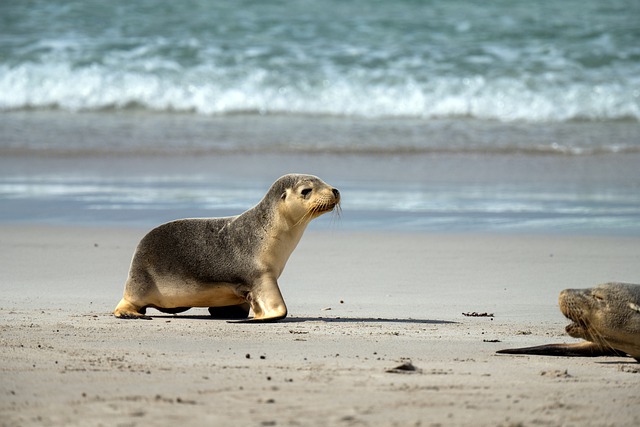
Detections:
[1, 225, 639, 426]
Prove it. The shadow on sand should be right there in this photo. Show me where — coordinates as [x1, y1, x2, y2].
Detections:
[148, 313, 456, 325]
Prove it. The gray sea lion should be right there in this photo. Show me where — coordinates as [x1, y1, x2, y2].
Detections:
[113, 174, 340, 322]
[497, 282, 640, 362]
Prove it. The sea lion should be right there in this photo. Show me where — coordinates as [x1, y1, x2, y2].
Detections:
[497, 282, 640, 362]
[113, 174, 340, 322]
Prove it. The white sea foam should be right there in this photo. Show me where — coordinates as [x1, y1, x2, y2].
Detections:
[1, 61, 639, 123]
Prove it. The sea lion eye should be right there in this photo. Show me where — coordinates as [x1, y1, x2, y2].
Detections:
[301, 188, 312, 198]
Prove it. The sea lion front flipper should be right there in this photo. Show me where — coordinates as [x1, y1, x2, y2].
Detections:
[240, 276, 288, 323]
[497, 341, 628, 358]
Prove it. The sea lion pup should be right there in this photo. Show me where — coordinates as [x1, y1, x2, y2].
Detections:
[497, 282, 640, 362]
[113, 174, 340, 322]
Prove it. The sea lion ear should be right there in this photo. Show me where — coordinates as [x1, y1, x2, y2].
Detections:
[629, 302, 640, 314]
[281, 191, 287, 200]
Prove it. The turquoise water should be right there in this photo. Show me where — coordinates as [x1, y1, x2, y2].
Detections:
[2, 0, 639, 122]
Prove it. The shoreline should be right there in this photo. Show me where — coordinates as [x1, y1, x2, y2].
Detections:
[1, 225, 639, 426]
[2, 150, 640, 235]
[2, 111, 639, 235]
[3, 110, 640, 156]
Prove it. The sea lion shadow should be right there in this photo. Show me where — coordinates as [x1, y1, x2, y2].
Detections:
[283, 317, 457, 325]
[149, 314, 456, 325]
[595, 360, 637, 366]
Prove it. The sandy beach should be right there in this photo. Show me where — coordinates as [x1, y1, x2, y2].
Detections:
[3, 1, 640, 425]
[1, 225, 639, 426]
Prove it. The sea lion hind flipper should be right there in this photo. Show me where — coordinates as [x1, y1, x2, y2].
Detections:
[497, 341, 626, 358]
[113, 298, 153, 320]
[116, 312, 153, 320]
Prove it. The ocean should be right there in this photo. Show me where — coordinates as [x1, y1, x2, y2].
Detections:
[2, 0, 640, 122]
[1, 0, 639, 234]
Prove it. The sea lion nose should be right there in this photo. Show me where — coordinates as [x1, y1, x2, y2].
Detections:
[332, 188, 340, 199]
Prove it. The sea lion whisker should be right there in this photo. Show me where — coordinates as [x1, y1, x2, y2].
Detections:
[292, 196, 339, 228]
[292, 207, 316, 228]
[567, 308, 616, 351]
[582, 324, 605, 345]
[582, 321, 620, 353]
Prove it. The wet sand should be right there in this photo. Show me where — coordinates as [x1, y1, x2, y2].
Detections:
[2, 111, 640, 234]
[1, 225, 639, 426]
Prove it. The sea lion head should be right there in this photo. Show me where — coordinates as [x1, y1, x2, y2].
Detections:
[560, 282, 640, 354]
[270, 174, 340, 227]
